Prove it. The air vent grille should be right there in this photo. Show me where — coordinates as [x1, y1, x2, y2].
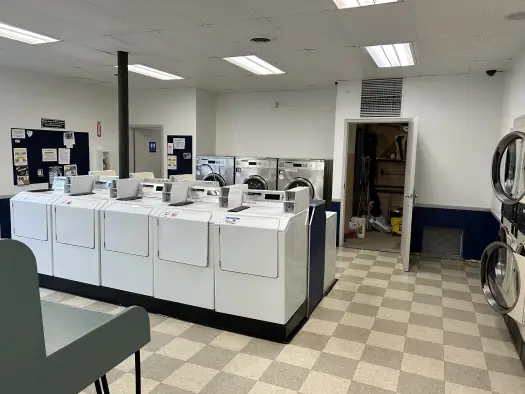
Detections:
[360, 78, 403, 118]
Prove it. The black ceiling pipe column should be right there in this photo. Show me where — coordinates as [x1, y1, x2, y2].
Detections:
[118, 51, 130, 179]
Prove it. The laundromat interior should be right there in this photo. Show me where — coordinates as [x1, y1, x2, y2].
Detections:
[4, 1, 525, 393]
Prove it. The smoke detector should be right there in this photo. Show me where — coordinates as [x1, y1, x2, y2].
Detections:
[506, 11, 525, 20]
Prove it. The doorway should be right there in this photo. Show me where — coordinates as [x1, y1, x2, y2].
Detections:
[340, 118, 418, 271]
[129, 126, 163, 178]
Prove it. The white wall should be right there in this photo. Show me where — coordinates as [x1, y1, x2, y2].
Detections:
[0, 67, 117, 196]
[333, 74, 503, 210]
[130, 88, 197, 178]
[215, 89, 336, 159]
[196, 90, 216, 156]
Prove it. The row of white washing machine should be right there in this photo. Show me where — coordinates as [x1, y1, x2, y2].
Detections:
[10, 175, 333, 325]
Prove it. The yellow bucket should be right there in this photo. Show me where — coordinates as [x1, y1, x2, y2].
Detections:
[391, 217, 402, 236]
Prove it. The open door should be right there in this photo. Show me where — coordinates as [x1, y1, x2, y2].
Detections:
[401, 119, 418, 271]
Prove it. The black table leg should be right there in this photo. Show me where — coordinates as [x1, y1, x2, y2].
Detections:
[135, 350, 141, 394]
[101, 375, 110, 394]
[94, 379, 103, 394]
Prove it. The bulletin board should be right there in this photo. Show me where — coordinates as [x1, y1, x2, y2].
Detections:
[11, 128, 90, 186]
[166, 135, 193, 176]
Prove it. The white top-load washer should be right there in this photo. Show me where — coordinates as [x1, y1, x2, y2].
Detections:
[99, 179, 167, 296]
[10, 176, 95, 276]
[50, 176, 127, 285]
[152, 182, 244, 309]
[213, 187, 310, 324]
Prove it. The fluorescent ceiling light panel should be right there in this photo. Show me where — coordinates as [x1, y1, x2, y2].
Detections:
[223, 55, 284, 75]
[365, 43, 414, 67]
[115, 64, 183, 80]
[0, 22, 59, 44]
[333, 0, 398, 9]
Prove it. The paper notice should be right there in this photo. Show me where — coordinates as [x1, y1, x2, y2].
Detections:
[167, 155, 177, 170]
[167, 143, 174, 154]
[58, 148, 70, 165]
[64, 164, 78, 176]
[42, 148, 58, 162]
[63, 131, 75, 148]
[11, 129, 25, 139]
[13, 148, 28, 166]
[49, 166, 63, 184]
[16, 166, 30, 185]
[173, 138, 185, 149]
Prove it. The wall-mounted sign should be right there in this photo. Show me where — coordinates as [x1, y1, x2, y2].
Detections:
[97, 121, 102, 138]
[41, 118, 66, 129]
[149, 141, 157, 153]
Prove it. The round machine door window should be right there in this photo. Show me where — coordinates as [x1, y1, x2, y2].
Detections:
[481, 242, 520, 314]
[492, 131, 525, 204]
[243, 175, 268, 190]
[203, 173, 226, 187]
[286, 178, 315, 199]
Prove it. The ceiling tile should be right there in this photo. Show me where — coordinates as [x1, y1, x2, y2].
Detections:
[484, 0, 525, 35]
[473, 33, 525, 61]
[244, 0, 334, 17]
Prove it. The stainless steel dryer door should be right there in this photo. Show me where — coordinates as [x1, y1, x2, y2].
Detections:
[492, 131, 525, 204]
[286, 177, 315, 199]
[203, 173, 226, 186]
[244, 175, 268, 190]
[481, 242, 520, 314]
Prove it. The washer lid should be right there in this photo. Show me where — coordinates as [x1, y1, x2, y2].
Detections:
[243, 175, 268, 190]
[286, 177, 314, 198]
[204, 173, 226, 187]
[492, 131, 525, 204]
[481, 242, 520, 314]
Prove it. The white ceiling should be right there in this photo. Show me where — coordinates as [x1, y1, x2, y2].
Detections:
[0, 0, 523, 92]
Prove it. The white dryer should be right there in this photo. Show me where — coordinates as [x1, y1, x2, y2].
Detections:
[100, 179, 167, 296]
[152, 182, 244, 309]
[10, 176, 94, 276]
[214, 187, 310, 324]
[51, 177, 121, 285]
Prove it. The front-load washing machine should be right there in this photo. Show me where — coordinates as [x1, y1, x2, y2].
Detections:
[152, 182, 244, 309]
[10, 176, 95, 276]
[214, 187, 310, 324]
[277, 159, 333, 205]
[100, 179, 166, 296]
[234, 157, 278, 190]
[481, 242, 525, 326]
[492, 131, 525, 205]
[196, 156, 235, 186]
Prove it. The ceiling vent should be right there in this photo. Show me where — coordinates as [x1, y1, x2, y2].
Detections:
[360, 78, 403, 118]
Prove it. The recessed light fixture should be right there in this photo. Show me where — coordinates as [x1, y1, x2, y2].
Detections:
[114, 64, 183, 80]
[333, 0, 398, 9]
[364, 43, 414, 67]
[223, 55, 284, 75]
[0, 22, 59, 45]
[505, 11, 525, 20]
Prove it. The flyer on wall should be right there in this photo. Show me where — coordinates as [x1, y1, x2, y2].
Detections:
[64, 164, 78, 176]
[16, 166, 30, 186]
[13, 148, 28, 166]
[49, 166, 63, 184]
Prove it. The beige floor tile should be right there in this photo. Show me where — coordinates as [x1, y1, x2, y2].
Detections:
[302, 318, 338, 336]
[484, 353, 525, 377]
[292, 331, 330, 351]
[362, 278, 389, 288]
[223, 353, 272, 380]
[344, 268, 368, 277]
[415, 284, 443, 297]
[200, 372, 255, 394]
[323, 337, 365, 360]
[164, 363, 219, 393]
[404, 337, 444, 360]
[397, 371, 445, 394]
[360, 250, 380, 256]
[409, 312, 443, 330]
[376, 307, 410, 323]
[442, 268, 466, 277]
[276, 345, 321, 369]
[312, 353, 358, 379]
[340, 312, 376, 329]
[470, 294, 487, 304]
[366, 330, 405, 352]
[481, 337, 519, 359]
[333, 324, 370, 343]
[210, 331, 251, 351]
[110, 373, 159, 394]
[416, 272, 442, 281]
[381, 298, 412, 312]
[411, 302, 443, 317]
[369, 265, 394, 274]
[352, 258, 375, 266]
[361, 345, 403, 370]
[384, 288, 413, 302]
[62, 296, 97, 308]
[442, 297, 474, 312]
[390, 275, 417, 284]
[188, 345, 237, 370]
[352, 293, 383, 306]
[444, 363, 492, 391]
[376, 255, 397, 263]
[489, 371, 525, 394]
[353, 361, 400, 392]
[444, 345, 487, 370]
[179, 325, 221, 344]
[445, 381, 492, 394]
[333, 281, 360, 292]
[249, 381, 297, 394]
[443, 318, 480, 337]
[115, 350, 153, 372]
[153, 319, 193, 336]
[157, 338, 206, 361]
[475, 313, 506, 328]
[407, 324, 443, 344]
[443, 331, 483, 352]
[319, 297, 350, 311]
[260, 361, 310, 391]
[299, 371, 350, 394]
[401, 353, 445, 380]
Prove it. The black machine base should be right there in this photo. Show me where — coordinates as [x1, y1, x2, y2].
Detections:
[39, 275, 307, 344]
[504, 314, 525, 370]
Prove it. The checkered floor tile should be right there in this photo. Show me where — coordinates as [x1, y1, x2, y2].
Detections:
[40, 248, 525, 393]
